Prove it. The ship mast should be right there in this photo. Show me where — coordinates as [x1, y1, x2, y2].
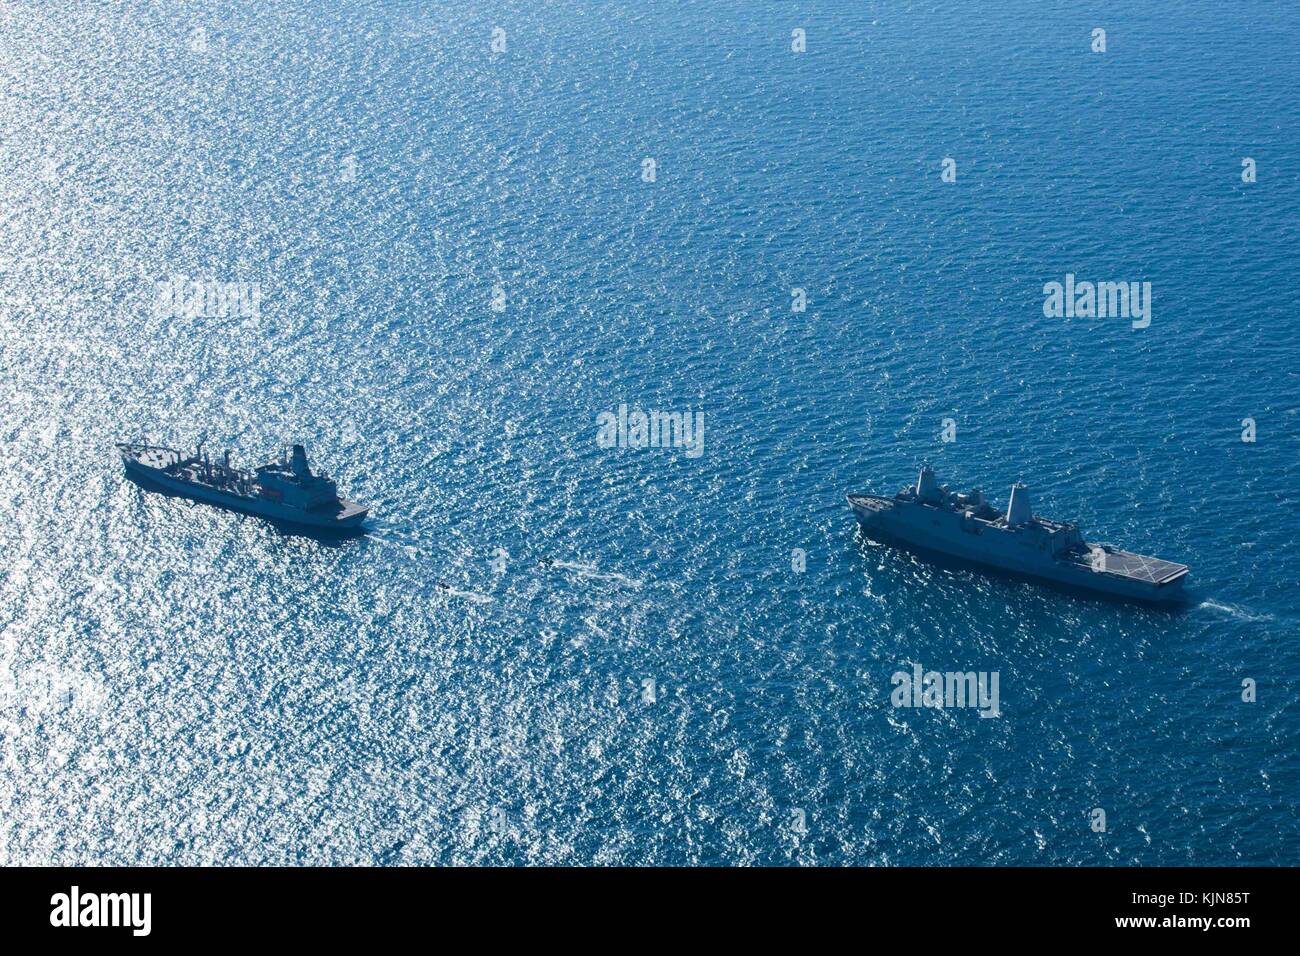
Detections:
[1006, 483, 1032, 526]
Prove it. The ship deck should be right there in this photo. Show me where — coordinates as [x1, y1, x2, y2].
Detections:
[118, 443, 186, 470]
[846, 493, 892, 511]
[1102, 551, 1188, 584]
[323, 499, 369, 521]
[1065, 548, 1188, 584]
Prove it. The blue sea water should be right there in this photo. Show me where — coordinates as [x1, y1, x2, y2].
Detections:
[1, 0, 1298, 865]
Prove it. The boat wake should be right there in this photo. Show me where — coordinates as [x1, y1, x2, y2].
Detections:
[366, 531, 426, 557]
[1198, 600, 1275, 623]
[540, 558, 643, 589]
[434, 582, 495, 604]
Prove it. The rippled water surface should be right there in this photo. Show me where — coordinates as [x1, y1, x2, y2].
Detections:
[1, 0, 1298, 864]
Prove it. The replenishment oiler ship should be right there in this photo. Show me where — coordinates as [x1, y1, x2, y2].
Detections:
[848, 466, 1188, 604]
[117, 442, 368, 530]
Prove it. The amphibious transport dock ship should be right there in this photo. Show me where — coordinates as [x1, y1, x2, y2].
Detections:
[117, 442, 368, 530]
[848, 466, 1188, 604]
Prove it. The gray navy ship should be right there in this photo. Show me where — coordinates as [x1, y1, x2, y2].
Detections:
[848, 466, 1188, 604]
[117, 442, 368, 531]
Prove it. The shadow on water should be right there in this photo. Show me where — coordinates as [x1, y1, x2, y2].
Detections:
[121, 470, 369, 546]
[852, 525, 1192, 615]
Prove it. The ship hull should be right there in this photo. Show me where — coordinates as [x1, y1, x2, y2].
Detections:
[849, 495, 1187, 606]
[123, 457, 367, 531]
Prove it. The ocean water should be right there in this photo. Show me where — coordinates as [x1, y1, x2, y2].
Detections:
[1, 0, 1298, 865]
